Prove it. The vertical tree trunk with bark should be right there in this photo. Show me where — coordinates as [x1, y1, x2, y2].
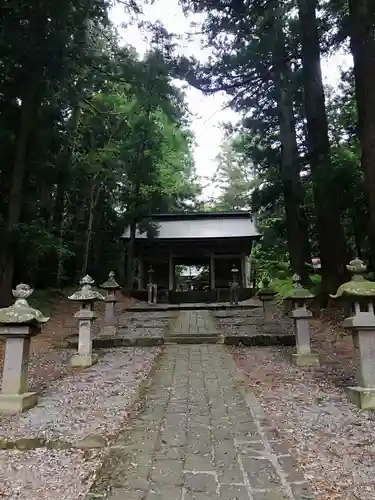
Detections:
[272, 7, 311, 283]
[0, 84, 40, 305]
[348, 0, 375, 267]
[54, 103, 82, 287]
[81, 184, 101, 277]
[125, 221, 137, 293]
[297, 0, 348, 293]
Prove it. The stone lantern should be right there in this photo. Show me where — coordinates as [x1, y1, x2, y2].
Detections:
[68, 275, 104, 368]
[100, 271, 121, 336]
[284, 274, 319, 367]
[229, 264, 240, 305]
[0, 284, 49, 413]
[258, 277, 277, 324]
[147, 266, 157, 305]
[331, 258, 375, 409]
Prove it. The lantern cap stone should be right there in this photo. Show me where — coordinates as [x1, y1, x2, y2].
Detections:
[100, 271, 120, 290]
[284, 274, 315, 300]
[68, 275, 105, 302]
[258, 276, 276, 295]
[0, 284, 49, 325]
[330, 259, 375, 298]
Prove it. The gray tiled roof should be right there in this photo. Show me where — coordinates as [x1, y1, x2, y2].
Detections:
[122, 212, 260, 240]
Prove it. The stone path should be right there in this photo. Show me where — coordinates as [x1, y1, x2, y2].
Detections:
[89, 312, 314, 500]
[170, 310, 219, 335]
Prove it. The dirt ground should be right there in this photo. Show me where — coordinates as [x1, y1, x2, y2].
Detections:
[0, 293, 135, 382]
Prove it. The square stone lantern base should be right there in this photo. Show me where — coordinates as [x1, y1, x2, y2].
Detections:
[70, 353, 98, 368]
[346, 387, 375, 410]
[291, 353, 320, 367]
[0, 392, 38, 413]
[100, 325, 117, 337]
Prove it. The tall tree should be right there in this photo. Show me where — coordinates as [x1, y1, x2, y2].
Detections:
[0, 3, 199, 300]
[0, 0, 105, 303]
[177, 0, 312, 281]
[271, 2, 311, 283]
[297, 0, 348, 291]
[213, 138, 254, 211]
[348, 0, 375, 265]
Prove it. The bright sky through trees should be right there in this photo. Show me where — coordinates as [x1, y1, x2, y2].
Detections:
[109, 1, 352, 199]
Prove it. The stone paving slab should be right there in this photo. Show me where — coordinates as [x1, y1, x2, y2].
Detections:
[168, 310, 220, 336]
[88, 345, 315, 500]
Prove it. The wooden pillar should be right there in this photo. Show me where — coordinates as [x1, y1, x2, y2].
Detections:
[246, 255, 252, 288]
[168, 254, 174, 291]
[138, 257, 144, 289]
[241, 254, 247, 288]
[210, 254, 216, 290]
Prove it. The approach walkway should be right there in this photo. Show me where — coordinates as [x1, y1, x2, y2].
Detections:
[89, 311, 314, 500]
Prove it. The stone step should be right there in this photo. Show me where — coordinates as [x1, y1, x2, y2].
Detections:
[164, 334, 221, 344]
[127, 303, 260, 312]
[224, 333, 295, 346]
[63, 335, 164, 349]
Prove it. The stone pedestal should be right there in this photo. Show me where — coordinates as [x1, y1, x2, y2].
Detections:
[343, 313, 375, 409]
[290, 306, 319, 367]
[147, 284, 157, 305]
[69, 275, 104, 367]
[0, 283, 49, 413]
[147, 266, 157, 305]
[99, 271, 120, 337]
[330, 259, 375, 409]
[101, 295, 117, 336]
[0, 325, 39, 412]
[229, 265, 239, 305]
[229, 284, 239, 305]
[258, 279, 277, 323]
[70, 308, 98, 368]
[260, 295, 276, 323]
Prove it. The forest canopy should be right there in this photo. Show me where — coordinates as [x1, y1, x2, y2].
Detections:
[0, 0, 374, 303]
[0, 0, 200, 303]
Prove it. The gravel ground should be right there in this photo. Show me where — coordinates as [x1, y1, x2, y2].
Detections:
[234, 336, 375, 500]
[0, 347, 160, 442]
[0, 347, 161, 500]
[0, 448, 104, 499]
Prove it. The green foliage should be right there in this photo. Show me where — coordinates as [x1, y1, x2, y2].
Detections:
[176, 0, 368, 291]
[212, 135, 255, 210]
[0, 1, 199, 298]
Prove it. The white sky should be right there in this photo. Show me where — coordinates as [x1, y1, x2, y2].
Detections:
[109, 0, 353, 200]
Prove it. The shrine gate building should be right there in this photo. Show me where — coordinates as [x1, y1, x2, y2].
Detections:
[122, 211, 261, 303]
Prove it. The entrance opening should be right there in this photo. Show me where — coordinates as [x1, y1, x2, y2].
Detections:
[175, 265, 210, 291]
